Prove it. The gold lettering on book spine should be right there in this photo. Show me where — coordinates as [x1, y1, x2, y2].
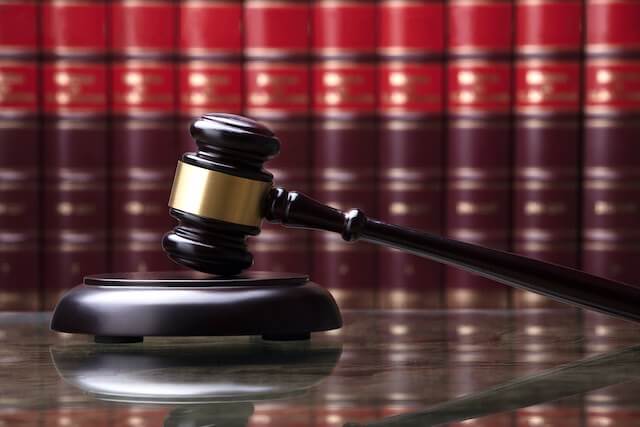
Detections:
[594, 201, 639, 215]
[524, 201, 567, 215]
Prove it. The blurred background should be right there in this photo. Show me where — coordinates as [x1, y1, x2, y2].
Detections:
[0, 0, 639, 312]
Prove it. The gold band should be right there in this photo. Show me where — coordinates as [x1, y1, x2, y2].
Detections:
[168, 161, 271, 227]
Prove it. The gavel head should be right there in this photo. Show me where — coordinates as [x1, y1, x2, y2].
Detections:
[162, 113, 280, 275]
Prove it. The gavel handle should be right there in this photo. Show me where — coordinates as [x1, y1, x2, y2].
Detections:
[265, 187, 640, 323]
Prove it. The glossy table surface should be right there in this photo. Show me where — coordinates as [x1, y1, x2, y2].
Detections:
[2, 309, 640, 426]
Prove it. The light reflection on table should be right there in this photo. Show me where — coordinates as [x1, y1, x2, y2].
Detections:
[2, 309, 640, 426]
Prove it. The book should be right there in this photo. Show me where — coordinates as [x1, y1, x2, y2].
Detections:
[445, 0, 513, 308]
[312, 119, 378, 308]
[110, 0, 178, 273]
[244, 0, 312, 275]
[178, 0, 243, 153]
[583, 0, 640, 286]
[0, 0, 39, 310]
[41, 0, 109, 309]
[512, 0, 582, 308]
[377, 0, 445, 309]
[312, 0, 378, 308]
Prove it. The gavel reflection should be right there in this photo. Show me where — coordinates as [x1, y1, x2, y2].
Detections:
[164, 113, 640, 323]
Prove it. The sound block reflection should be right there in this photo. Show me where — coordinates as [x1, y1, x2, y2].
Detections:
[50, 340, 342, 404]
[50, 271, 342, 342]
[50, 339, 341, 425]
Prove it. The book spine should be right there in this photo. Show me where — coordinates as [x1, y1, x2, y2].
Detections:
[41, 0, 108, 309]
[0, 0, 40, 310]
[244, 0, 312, 275]
[178, 0, 243, 152]
[312, 0, 378, 308]
[110, 0, 177, 272]
[582, 0, 640, 286]
[512, 0, 582, 308]
[377, 0, 445, 309]
[445, 0, 513, 308]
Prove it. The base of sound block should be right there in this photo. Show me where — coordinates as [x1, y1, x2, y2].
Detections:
[51, 271, 342, 341]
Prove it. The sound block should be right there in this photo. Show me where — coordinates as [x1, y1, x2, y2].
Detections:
[50, 271, 342, 342]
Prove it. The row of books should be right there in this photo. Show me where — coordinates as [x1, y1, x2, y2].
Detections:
[0, 0, 639, 311]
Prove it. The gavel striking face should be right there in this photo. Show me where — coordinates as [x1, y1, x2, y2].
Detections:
[163, 113, 640, 325]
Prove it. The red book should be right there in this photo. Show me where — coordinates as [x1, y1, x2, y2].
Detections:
[179, 0, 243, 57]
[42, 118, 109, 307]
[42, 0, 107, 56]
[244, 0, 310, 58]
[312, 0, 378, 308]
[0, 0, 38, 57]
[448, 0, 513, 56]
[583, 0, 640, 285]
[110, 0, 177, 273]
[512, 0, 582, 308]
[585, 0, 640, 56]
[41, 0, 109, 309]
[377, 0, 445, 309]
[516, 0, 582, 55]
[111, 0, 175, 57]
[244, 0, 312, 275]
[0, 0, 39, 310]
[445, 0, 513, 309]
[0, 114, 39, 311]
[178, 0, 243, 152]
[312, 119, 378, 308]
[312, 0, 377, 58]
[378, 0, 444, 57]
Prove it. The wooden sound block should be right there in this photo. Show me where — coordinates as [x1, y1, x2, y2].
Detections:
[50, 271, 342, 342]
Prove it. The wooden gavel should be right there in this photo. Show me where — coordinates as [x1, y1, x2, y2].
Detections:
[163, 113, 640, 323]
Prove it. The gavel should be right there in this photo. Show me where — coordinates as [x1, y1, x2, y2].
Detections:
[164, 113, 640, 323]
